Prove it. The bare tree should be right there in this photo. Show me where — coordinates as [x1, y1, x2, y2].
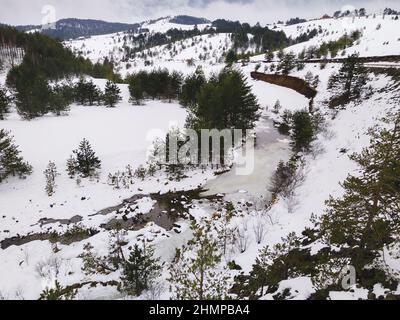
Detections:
[253, 221, 266, 245]
[235, 227, 250, 253]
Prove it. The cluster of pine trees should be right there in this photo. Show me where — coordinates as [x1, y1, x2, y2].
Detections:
[127, 69, 182, 105]
[2, 78, 121, 120]
[230, 23, 288, 53]
[0, 25, 121, 119]
[189, 68, 259, 130]
[303, 31, 362, 60]
[75, 78, 121, 107]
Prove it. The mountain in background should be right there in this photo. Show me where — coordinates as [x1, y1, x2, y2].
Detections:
[16, 18, 140, 40]
[169, 15, 211, 25]
[14, 15, 211, 40]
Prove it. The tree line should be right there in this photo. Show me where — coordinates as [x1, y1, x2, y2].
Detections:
[1, 77, 122, 120]
[0, 25, 121, 119]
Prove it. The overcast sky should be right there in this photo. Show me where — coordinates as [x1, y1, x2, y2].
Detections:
[0, 0, 398, 26]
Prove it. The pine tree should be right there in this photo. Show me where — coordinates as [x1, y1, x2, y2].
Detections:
[321, 114, 400, 267]
[119, 243, 161, 297]
[44, 161, 59, 196]
[265, 50, 275, 62]
[66, 155, 77, 178]
[225, 49, 237, 65]
[269, 160, 297, 198]
[277, 51, 296, 75]
[0, 129, 32, 182]
[247, 233, 302, 298]
[193, 69, 259, 130]
[304, 71, 314, 86]
[0, 86, 11, 120]
[74, 78, 102, 106]
[74, 78, 88, 105]
[103, 80, 121, 108]
[49, 85, 70, 116]
[291, 110, 315, 153]
[273, 100, 282, 114]
[328, 54, 368, 108]
[179, 67, 206, 107]
[128, 74, 144, 105]
[15, 75, 50, 119]
[166, 71, 183, 102]
[71, 139, 101, 178]
[86, 80, 102, 106]
[39, 280, 77, 301]
[169, 222, 230, 300]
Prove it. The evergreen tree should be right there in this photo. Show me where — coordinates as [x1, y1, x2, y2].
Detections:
[265, 50, 275, 62]
[273, 100, 282, 114]
[70, 139, 101, 178]
[39, 280, 77, 300]
[278, 110, 292, 135]
[269, 160, 297, 198]
[74, 78, 88, 105]
[291, 110, 315, 153]
[128, 74, 144, 105]
[179, 67, 206, 108]
[49, 85, 70, 116]
[166, 71, 183, 102]
[225, 49, 238, 65]
[74, 78, 102, 106]
[277, 51, 296, 75]
[247, 233, 302, 299]
[44, 161, 59, 196]
[0, 86, 11, 120]
[328, 54, 368, 108]
[119, 243, 161, 297]
[66, 155, 77, 178]
[321, 114, 400, 267]
[15, 75, 50, 119]
[103, 80, 121, 107]
[192, 69, 259, 130]
[169, 222, 230, 300]
[86, 80, 102, 106]
[0, 129, 32, 182]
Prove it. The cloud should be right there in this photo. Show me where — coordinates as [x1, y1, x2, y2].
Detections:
[0, 0, 398, 26]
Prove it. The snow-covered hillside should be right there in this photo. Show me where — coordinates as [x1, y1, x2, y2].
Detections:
[277, 14, 400, 58]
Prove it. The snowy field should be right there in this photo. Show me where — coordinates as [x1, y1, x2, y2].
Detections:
[1, 12, 400, 300]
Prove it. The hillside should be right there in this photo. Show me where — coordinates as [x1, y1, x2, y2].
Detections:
[276, 14, 400, 58]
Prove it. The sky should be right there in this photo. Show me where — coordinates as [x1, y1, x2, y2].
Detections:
[0, 0, 398, 26]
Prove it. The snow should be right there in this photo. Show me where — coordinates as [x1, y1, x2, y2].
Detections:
[0, 79, 188, 239]
[277, 15, 400, 58]
[261, 277, 316, 300]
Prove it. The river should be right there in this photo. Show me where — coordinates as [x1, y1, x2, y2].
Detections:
[201, 114, 291, 203]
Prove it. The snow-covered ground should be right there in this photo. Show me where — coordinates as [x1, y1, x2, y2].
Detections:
[276, 14, 400, 58]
